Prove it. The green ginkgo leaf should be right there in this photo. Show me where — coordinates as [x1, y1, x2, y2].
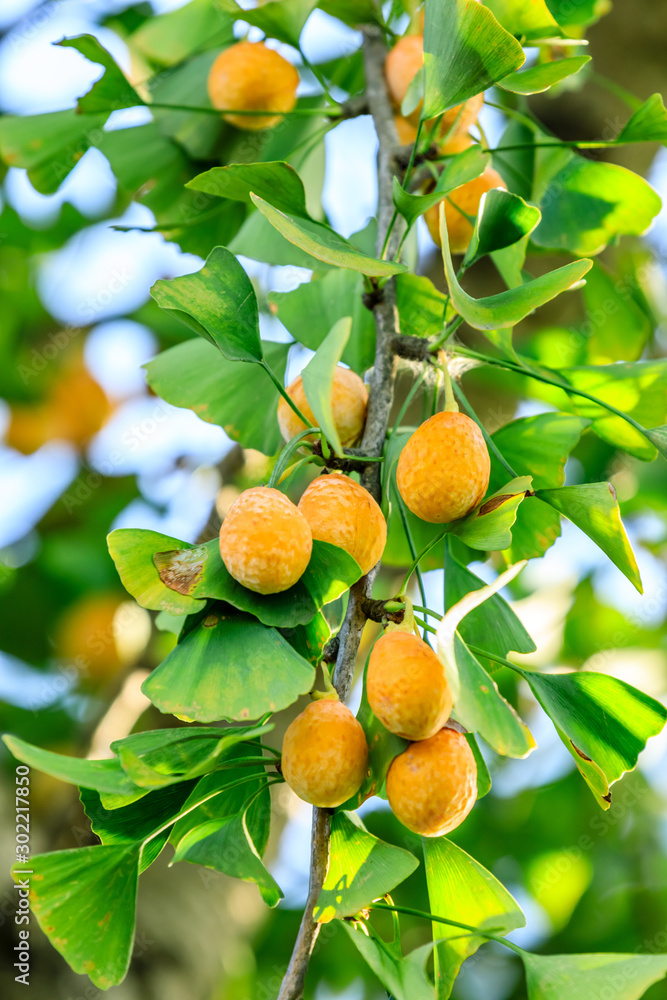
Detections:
[150, 246, 263, 362]
[141, 606, 315, 722]
[14, 845, 140, 990]
[314, 813, 419, 922]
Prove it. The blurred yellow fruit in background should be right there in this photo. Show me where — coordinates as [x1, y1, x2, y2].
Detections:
[207, 41, 299, 130]
[56, 593, 123, 682]
[7, 352, 110, 453]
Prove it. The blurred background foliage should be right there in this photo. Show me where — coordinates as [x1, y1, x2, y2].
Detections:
[1, 0, 667, 998]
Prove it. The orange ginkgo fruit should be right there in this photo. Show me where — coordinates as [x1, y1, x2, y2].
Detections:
[208, 41, 299, 131]
[386, 727, 477, 836]
[219, 486, 312, 594]
[281, 699, 369, 807]
[298, 473, 386, 576]
[367, 630, 453, 741]
[396, 410, 490, 523]
[277, 368, 368, 447]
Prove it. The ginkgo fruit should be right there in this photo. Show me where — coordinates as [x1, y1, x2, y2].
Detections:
[384, 34, 483, 136]
[298, 473, 387, 576]
[277, 368, 368, 447]
[207, 41, 299, 131]
[394, 113, 419, 145]
[281, 699, 369, 807]
[424, 166, 507, 254]
[440, 133, 475, 155]
[386, 727, 477, 836]
[57, 594, 122, 682]
[218, 487, 312, 594]
[395, 112, 477, 148]
[367, 630, 453, 741]
[7, 353, 110, 454]
[396, 411, 490, 523]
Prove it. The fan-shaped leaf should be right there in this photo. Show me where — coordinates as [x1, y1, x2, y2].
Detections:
[151, 246, 263, 362]
[422, 0, 525, 118]
[424, 838, 525, 999]
[536, 483, 642, 591]
[499, 56, 590, 95]
[314, 813, 419, 922]
[14, 845, 140, 990]
[250, 193, 408, 276]
[141, 607, 315, 722]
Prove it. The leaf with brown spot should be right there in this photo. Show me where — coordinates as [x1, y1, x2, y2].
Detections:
[154, 548, 206, 596]
[108, 528, 204, 615]
[13, 844, 140, 989]
[142, 607, 315, 722]
[450, 476, 533, 552]
[478, 492, 524, 516]
[508, 673, 667, 809]
[157, 536, 362, 628]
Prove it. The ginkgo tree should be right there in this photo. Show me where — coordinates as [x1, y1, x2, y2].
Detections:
[3, 0, 667, 997]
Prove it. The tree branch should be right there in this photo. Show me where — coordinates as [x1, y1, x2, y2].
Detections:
[276, 25, 404, 1000]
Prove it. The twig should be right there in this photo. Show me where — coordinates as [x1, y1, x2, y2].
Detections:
[276, 24, 404, 1000]
[360, 597, 405, 625]
[310, 440, 384, 473]
[391, 334, 432, 360]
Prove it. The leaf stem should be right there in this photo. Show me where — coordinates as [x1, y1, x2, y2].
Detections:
[277, 454, 322, 487]
[268, 428, 317, 489]
[144, 772, 280, 846]
[452, 346, 653, 442]
[381, 118, 424, 260]
[429, 315, 463, 352]
[398, 528, 449, 595]
[412, 615, 438, 635]
[148, 101, 339, 118]
[412, 604, 443, 620]
[369, 902, 523, 954]
[393, 477, 430, 641]
[388, 368, 429, 439]
[214, 756, 281, 769]
[298, 45, 339, 106]
[261, 361, 315, 429]
[452, 382, 518, 479]
[467, 644, 521, 673]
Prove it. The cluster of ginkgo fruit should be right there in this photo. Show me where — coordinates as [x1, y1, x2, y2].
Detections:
[217, 363, 490, 835]
[206, 23, 503, 257]
[206, 27, 496, 834]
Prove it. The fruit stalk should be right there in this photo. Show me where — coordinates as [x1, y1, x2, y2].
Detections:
[276, 25, 405, 1000]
